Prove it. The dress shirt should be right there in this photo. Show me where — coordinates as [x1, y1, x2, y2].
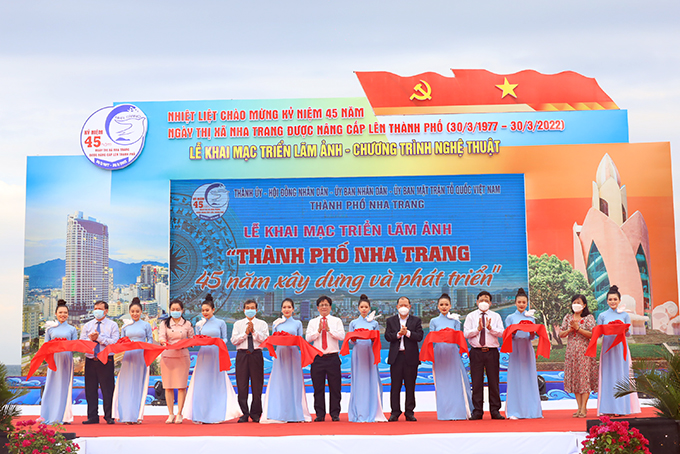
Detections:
[231, 317, 269, 350]
[397, 315, 411, 350]
[463, 309, 504, 348]
[80, 316, 120, 359]
[306, 314, 345, 354]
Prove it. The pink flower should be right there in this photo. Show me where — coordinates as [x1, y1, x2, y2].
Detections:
[22, 440, 32, 447]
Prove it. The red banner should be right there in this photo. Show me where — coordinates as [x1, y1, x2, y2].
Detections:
[340, 329, 381, 365]
[419, 328, 468, 363]
[259, 331, 323, 367]
[355, 69, 618, 115]
[585, 320, 631, 360]
[27, 339, 96, 379]
[501, 321, 551, 359]
[97, 337, 166, 366]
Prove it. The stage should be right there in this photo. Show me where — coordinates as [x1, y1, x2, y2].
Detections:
[17, 401, 658, 454]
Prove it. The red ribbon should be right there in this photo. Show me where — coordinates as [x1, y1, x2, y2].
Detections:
[585, 320, 631, 360]
[340, 329, 381, 364]
[501, 322, 551, 359]
[259, 331, 323, 367]
[26, 339, 96, 379]
[166, 335, 232, 371]
[419, 328, 468, 363]
[96, 336, 166, 366]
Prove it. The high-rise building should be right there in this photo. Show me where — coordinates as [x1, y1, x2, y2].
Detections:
[63, 211, 109, 324]
[155, 282, 170, 312]
[23, 303, 41, 340]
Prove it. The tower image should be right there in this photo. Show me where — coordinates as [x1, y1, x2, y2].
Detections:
[63, 211, 110, 324]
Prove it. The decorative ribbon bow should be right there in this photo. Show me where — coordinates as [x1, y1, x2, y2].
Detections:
[501, 321, 551, 359]
[586, 320, 631, 360]
[340, 329, 381, 364]
[419, 328, 468, 363]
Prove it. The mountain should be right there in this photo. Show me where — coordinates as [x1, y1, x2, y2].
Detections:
[24, 258, 168, 289]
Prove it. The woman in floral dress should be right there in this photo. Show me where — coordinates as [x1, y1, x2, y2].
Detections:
[559, 294, 597, 418]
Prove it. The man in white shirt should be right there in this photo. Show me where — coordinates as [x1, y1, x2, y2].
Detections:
[231, 299, 269, 423]
[463, 291, 505, 420]
[306, 295, 345, 421]
[80, 300, 120, 424]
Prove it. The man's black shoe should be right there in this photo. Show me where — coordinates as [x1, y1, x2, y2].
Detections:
[105, 418, 115, 424]
[82, 419, 99, 425]
[405, 414, 417, 422]
[469, 413, 483, 420]
[388, 414, 400, 422]
[331, 416, 340, 422]
[238, 415, 249, 423]
[314, 416, 325, 422]
[490, 412, 505, 420]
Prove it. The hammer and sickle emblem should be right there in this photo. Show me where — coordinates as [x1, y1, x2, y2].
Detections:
[410, 80, 432, 101]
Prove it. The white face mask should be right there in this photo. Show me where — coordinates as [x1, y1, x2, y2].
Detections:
[572, 303, 584, 313]
[398, 306, 410, 316]
[478, 302, 490, 312]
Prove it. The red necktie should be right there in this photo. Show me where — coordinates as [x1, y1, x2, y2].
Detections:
[322, 316, 328, 350]
[480, 313, 486, 347]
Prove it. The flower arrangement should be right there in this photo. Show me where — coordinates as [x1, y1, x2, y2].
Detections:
[6, 420, 80, 454]
[581, 416, 651, 454]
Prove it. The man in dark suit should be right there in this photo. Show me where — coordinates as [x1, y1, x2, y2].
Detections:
[385, 296, 424, 421]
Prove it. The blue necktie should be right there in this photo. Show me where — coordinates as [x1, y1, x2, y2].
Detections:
[94, 321, 102, 355]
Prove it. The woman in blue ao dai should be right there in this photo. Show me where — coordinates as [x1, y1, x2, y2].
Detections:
[596, 285, 640, 416]
[504, 288, 542, 419]
[112, 299, 154, 423]
[347, 294, 387, 422]
[429, 293, 472, 420]
[185, 295, 241, 423]
[261, 298, 311, 423]
[40, 301, 78, 424]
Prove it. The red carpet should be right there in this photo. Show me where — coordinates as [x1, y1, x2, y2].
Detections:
[26, 408, 657, 438]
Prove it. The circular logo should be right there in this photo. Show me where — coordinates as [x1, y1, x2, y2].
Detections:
[191, 183, 230, 220]
[80, 104, 148, 170]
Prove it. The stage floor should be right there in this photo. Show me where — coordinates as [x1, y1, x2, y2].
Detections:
[15, 403, 658, 454]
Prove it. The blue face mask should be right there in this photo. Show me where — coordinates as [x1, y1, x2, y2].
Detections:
[170, 311, 182, 319]
[93, 309, 105, 320]
[244, 309, 257, 319]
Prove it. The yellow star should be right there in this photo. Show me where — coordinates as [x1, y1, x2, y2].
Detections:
[496, 77, 518, 99]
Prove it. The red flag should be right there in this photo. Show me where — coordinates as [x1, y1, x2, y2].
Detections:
[355, 69, 618, 115]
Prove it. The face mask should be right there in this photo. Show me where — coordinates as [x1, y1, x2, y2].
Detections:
[572, 304, 584, 313]
[93, 309, 105, 319]
[478, 302, 490, 312]
[170, 311, 182, 319]
[398, 306, 410, 316]
[244, 309, 257, 318]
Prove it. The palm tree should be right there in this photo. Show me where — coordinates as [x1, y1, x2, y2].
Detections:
[615, 349, 680, 419]
[0, 363, 28, 432]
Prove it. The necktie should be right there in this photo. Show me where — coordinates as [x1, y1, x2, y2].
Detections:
[480, 313, 486, 347]
[321, 317, 328, 350]
[247, 325, 254, 352]
[94, 321, 102, 355]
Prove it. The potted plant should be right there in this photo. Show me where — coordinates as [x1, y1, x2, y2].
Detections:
[0, 363, 28, 454]
[612, 349, 680, 454]
[6, 420, 80, 454]
[581, 416, 651, 453]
